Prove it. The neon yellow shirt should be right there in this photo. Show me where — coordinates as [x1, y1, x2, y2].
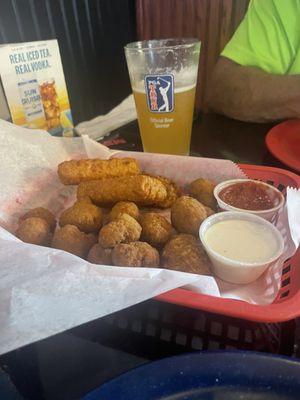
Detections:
[221, 0, 300, 74]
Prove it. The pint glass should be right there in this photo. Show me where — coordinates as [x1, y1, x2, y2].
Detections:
[125, 39, 200, 155]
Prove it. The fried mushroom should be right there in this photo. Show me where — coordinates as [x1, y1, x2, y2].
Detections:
[161, 234, 211, 275]
[171, 196, 207, 236]
[98, 214, 142, 248]
[59, 197, 103, 233]
[188, 178, 216, 209]
[140, 212, 172, 248]
[20, 207, 56, 231]
[109, 201, 139, 221]
[112, 241, 159, 267]
[87, 244, 112, 265]
[52, 224, 97, 258]
[16, 217, 52, 246]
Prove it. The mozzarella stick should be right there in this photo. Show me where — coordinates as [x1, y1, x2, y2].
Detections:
[77, 175, 167, 206]
[57, 158, 140, 185]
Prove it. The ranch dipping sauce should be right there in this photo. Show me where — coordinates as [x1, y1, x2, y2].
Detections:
[203, 219, 279, 263]
[200, 211, 285, 284]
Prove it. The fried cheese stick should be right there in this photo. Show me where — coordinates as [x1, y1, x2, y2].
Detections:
[58, 158, 140, 185]
[77, 175, 167, 207]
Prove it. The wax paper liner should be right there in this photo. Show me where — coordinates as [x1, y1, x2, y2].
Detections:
[0, 119, 299, 355]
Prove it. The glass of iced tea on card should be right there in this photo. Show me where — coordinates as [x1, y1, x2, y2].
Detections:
[40, 79, 61, 130]
[125, 38, 200, 155]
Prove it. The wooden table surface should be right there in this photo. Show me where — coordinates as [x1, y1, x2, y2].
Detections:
[103, 112, 289, 170]
[190, 113, 276, 165]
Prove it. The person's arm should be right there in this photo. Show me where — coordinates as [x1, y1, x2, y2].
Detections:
[208, 57, 300, 122]
[207, 0, 300, 122]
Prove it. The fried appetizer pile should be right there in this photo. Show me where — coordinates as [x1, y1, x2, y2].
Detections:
[16, 156, 219, 277]
[188, 178, 216, 209]
[112, 242, 159, 268]
[20, 207, 56, 231]
[171, 196, 207, 236]
[52, 225, 97, 258]
[162, 234, 211, 275]
[77, 175, 167, 207]
[87, 244, 112, 265]
[140, 212, 172, 248]
[109, 201, 139, 221]
[59, 197, 103, 233]
[16, 217, 52, 246]
[99, 214, 142, 248]
[58, 158, 140, 185]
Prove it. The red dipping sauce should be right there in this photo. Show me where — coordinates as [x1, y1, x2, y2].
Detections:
[219, 181, 282, 211]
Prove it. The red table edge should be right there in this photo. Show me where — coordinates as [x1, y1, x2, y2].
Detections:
[265, 119, 300, 173]
[156, 163, 300, 323]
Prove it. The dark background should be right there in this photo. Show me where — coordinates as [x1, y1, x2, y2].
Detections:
[0, 0, 136, 124]
[0, 0, 250, 125]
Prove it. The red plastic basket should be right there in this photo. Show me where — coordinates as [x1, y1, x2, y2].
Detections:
[157, 164, 300, 324]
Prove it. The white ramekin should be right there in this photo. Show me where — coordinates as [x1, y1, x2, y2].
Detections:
[199, 211, 284, 284]
[213, 179, 285, 221]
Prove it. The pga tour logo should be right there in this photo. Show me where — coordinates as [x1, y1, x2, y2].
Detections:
[144, 74, 174, 113]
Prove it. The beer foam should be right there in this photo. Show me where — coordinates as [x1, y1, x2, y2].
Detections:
[133, 82, 196, 94]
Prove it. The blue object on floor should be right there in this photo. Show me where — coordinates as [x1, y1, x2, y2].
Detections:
[82, 351, 300, 400]
[0, 368, 23, 400]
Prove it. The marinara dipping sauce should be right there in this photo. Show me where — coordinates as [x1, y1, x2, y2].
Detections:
[214, 179, 285, 221]
[219, 181, 281, 211]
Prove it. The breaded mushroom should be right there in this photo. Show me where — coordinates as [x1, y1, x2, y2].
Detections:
[188, 178, 216, 209]
[20, 207, 56, 231]
[161, 234, 211, 275]
[59, 197, 102, 233]
[140, 212, 172, 248]
[87, 244, 112, 265]
[109, 201, 139, 221]
[99, 214, 142, 248]
[16, 217, 52, 246]
[112, 241, 159, 267]
[171, 196, 207, 236]
[52, 224, 97, 258]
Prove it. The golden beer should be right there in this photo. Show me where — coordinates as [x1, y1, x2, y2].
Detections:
[133, 85, 196, 155]
[125, 39, 200, 154]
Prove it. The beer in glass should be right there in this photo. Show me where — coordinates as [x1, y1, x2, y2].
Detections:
[125, 39, 200, 155]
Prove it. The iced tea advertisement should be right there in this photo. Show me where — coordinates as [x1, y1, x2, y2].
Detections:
[0, 39, 73, 136]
